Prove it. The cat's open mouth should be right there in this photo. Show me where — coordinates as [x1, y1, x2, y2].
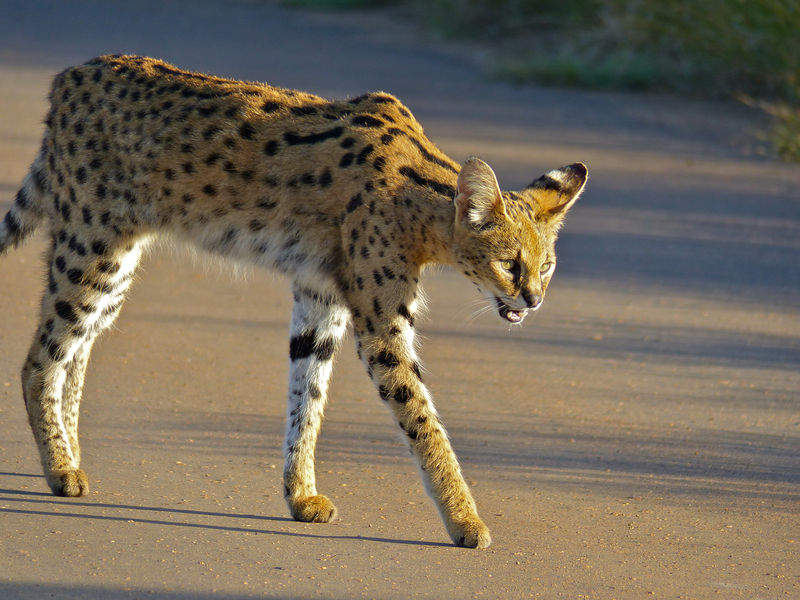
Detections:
[496, 298, 528, 324]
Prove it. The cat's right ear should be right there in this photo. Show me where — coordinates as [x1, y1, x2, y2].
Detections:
[454, 157, 506, 230]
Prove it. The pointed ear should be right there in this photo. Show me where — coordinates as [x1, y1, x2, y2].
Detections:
[454, 157, 505, 230]
[527, 162, 588, 220]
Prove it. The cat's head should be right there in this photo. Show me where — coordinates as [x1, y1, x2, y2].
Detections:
[452, 158, 587, 324]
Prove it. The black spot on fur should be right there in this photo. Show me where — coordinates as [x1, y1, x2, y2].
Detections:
[91, 240, 108, 255]
[398, 166, 456, 197]
[346, 193, 363, 213]
[398, 304, 414, 326]
[356, 145, 374, 165]
[318, 169, 333, 187]
[239, 122, 256, 139]
[411, 362, 423, 381]
[283, 126, 343, 146]
[339, 153, 354, 168]
[205, 152, 222, 165]
[289, 329, 317, 361]
[261, 101, 281, 113]
[67, 268, 83, 285]
[202, 125, 220, 140]
[290, 106, 317, 116]
[352, 115, 383, 128]
[264, 140, 279, 156]
[197, 105, 218, 117]
[376, 350, 400, 368]
[314, 337, 336, 361]
[97, 260, 120, 274]
[202, 184, 217, 196]
[55, 300, 78, 323]
[47, 340, 65, 360]
[408, 137, 459, 173]
[394, 386, 413, 404]
[47, 270, 58, 294]
[15, 188, 31, 209]
[256, 198, 277, 210]
[4, 212, 21, 235]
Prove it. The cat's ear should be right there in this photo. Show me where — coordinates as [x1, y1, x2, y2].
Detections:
[454, 157, 506, 229]
[527, 162, 588, 223]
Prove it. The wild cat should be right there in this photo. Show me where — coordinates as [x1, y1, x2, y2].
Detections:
[0, 55, 587, 548]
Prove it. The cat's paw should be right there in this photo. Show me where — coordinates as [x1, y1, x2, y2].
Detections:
[289, 494, 338, 523]
[450, 516, 491, 548]
[49, 469, 89, 497]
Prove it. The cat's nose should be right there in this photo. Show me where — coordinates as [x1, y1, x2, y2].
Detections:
[522, 290, 543, 309]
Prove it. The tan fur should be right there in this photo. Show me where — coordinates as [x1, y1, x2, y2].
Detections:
[0, 56, 587, 548]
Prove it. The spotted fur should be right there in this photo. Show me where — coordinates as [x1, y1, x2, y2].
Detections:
[1, 55, 587, 548]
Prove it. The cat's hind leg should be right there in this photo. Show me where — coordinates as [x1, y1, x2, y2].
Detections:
[22, 233, 146, 496]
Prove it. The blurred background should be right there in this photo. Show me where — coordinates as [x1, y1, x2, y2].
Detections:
[288, 0, 800, 160]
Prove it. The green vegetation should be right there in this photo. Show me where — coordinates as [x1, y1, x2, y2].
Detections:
[282, 0, 800, 159]
[282, 0, 389, 9]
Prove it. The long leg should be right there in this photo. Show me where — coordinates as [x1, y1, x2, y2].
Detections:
[22, 232, 146, 496]
[283, 285, 349, 522]
[60, 337, 96, 466]
[350, 280, 491, 548]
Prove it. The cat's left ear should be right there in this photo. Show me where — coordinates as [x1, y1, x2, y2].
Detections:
[527, 162, 588, 223]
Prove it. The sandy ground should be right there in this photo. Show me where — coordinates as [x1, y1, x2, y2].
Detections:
[0, 1, 798, 598]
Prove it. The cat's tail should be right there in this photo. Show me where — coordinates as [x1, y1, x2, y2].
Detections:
[1, 151, 47, 255]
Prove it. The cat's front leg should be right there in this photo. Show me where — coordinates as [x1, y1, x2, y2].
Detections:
[351, 293, 491, 548]
[282, 285, 349, 522]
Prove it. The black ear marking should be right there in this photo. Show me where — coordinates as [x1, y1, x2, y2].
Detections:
[527, 162, 588, 217]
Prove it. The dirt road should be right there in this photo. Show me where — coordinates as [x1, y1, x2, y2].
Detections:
[1, 1, 797, 598]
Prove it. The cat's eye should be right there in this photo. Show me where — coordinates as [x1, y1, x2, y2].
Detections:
[499, 259, 516, 271]
[540, 262, 553, 273]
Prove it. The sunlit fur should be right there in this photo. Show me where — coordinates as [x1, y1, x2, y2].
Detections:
[0, 56, 586, 548]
